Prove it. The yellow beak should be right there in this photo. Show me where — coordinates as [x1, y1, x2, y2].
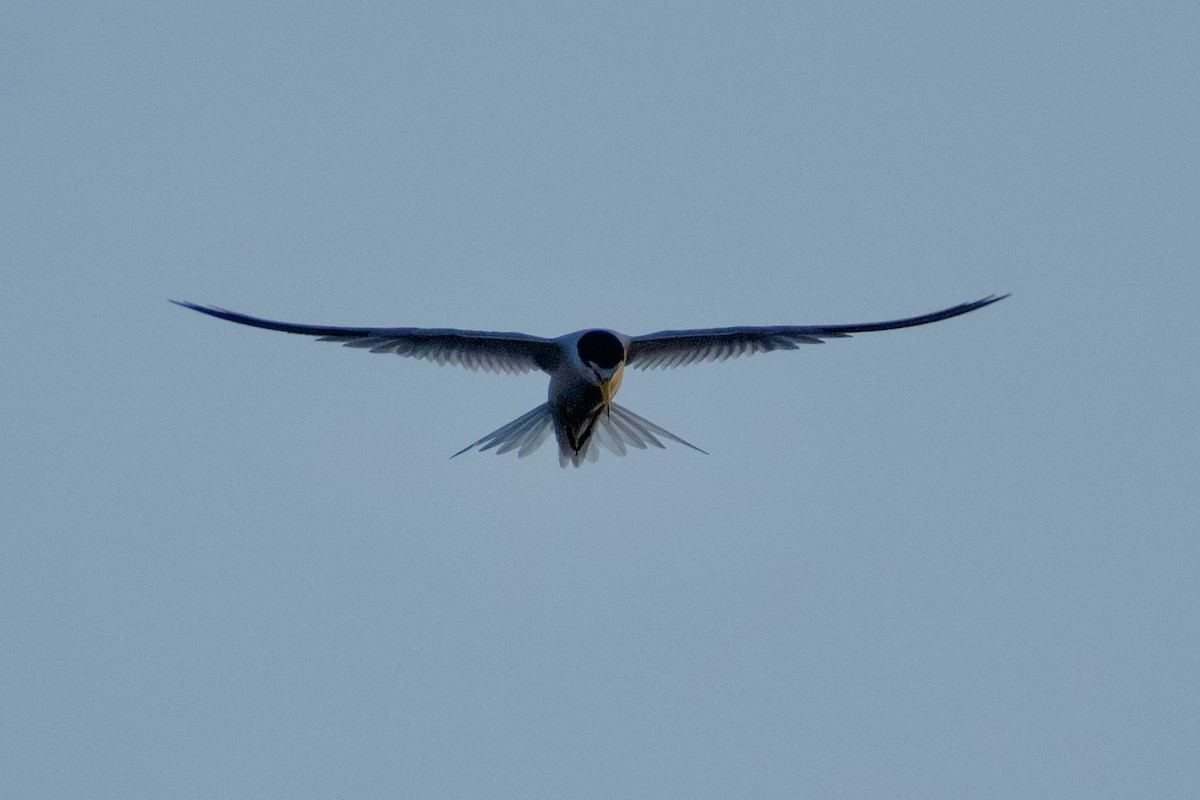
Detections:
[599, 363, 625, 411]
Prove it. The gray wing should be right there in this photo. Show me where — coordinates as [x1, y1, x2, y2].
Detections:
[627, 294, 1007, 370]
[172, 301, 559, 374]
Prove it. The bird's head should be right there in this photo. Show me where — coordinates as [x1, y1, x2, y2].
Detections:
[577, 330, 626, 408]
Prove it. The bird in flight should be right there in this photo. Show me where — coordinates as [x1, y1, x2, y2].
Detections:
[173, 294, 1006, 467]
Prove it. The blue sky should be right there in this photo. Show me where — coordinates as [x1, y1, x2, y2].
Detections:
[3, 2, 1198, 797]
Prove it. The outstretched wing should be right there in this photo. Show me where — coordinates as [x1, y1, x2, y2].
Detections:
[627, 294, 1007, 370]
[172, 301, 559, 374]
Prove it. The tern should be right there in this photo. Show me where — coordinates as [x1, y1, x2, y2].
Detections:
[173, 294, 1006, 467]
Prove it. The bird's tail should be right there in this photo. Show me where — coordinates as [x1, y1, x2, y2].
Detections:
[575, 402, 708, 466]
[451, 403, 555, 460]
[453, 402, 706, 467]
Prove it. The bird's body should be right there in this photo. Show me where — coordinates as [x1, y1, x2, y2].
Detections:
[546, 330, 629, 465]
[173, 294, 1006, 467]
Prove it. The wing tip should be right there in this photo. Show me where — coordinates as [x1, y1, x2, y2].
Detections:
[170, 299, 232, 319]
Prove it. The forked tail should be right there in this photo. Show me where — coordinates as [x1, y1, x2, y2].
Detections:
[452, 402, 706, 467]
[451, 403, 555, 460]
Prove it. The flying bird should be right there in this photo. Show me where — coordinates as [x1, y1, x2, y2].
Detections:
[173, 294, 1006, 467]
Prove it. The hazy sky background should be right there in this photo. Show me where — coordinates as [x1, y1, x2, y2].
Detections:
[3, 2, 1198, 797]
